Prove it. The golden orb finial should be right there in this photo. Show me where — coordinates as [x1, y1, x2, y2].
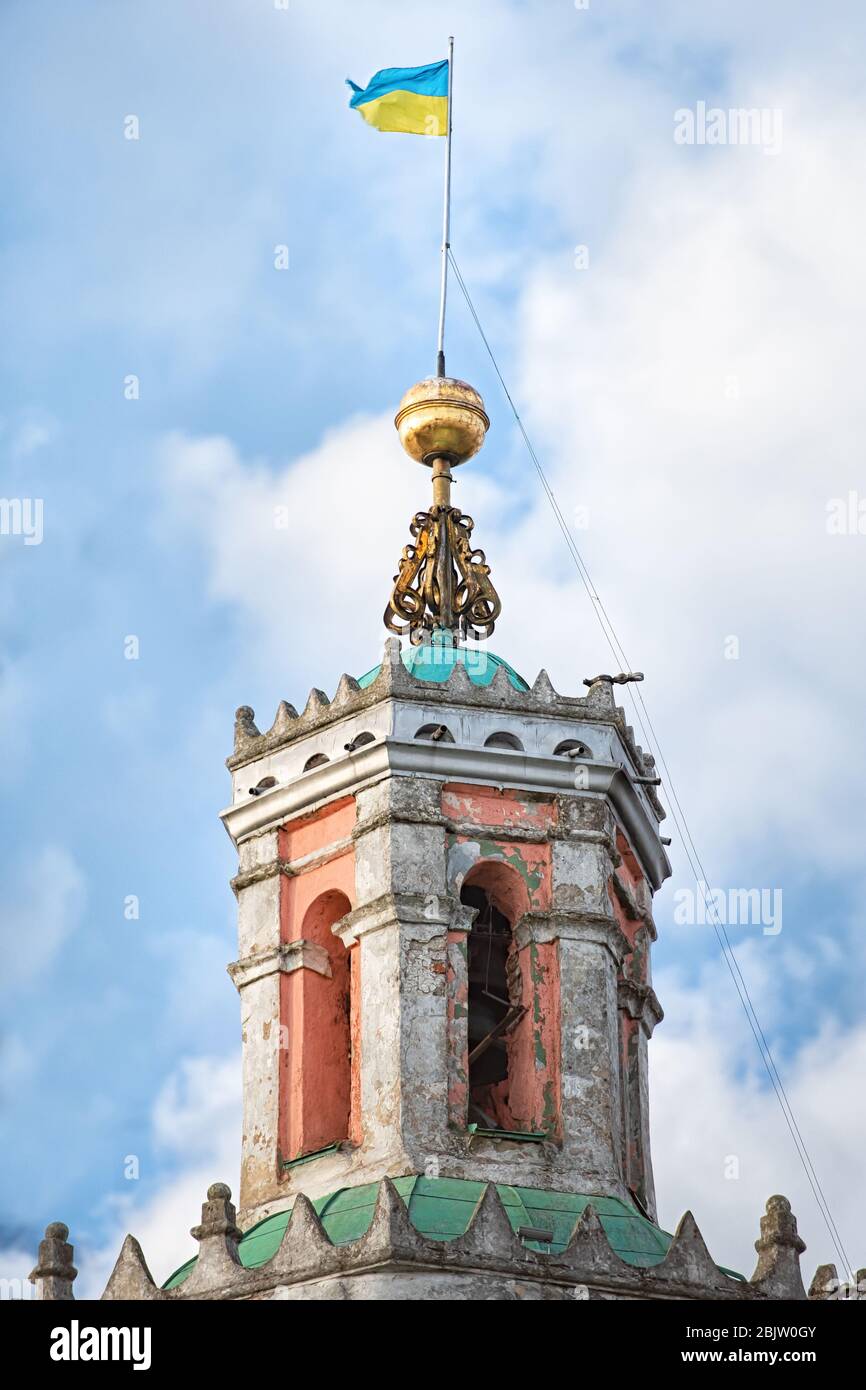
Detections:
[394, 376, 489, 466]
[385, 376, 501, 645]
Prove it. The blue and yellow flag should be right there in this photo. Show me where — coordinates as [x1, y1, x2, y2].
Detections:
[346, 60, 449, 136]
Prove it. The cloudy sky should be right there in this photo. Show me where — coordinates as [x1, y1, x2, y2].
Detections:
[2, 0, 865, 1295]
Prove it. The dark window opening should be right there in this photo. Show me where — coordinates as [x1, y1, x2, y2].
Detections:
[484, 731, 523, 751]
[303, 752, 330, 771]
[460, 882, 524, 1130]
[344, 731, 375, 752]
[414, 723, 455, 743]
[554, 739, 590, 758]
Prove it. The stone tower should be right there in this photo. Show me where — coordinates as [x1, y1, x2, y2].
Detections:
[35, 377, 852, 1301]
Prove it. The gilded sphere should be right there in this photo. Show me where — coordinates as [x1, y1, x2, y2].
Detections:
[395, 377, 490, 465]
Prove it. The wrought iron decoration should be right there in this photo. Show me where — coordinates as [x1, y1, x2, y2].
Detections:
[384, 505, 501, 644]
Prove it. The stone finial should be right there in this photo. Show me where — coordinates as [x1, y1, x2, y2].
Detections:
[234, 706, 260, 752]
[184, 1181, 243, 1291]
[29, 1221, 77, 1301]
[750, 1195, 807, 1299]
[191, 1182, 242, 1245]
[808, 1262, 839, 1299]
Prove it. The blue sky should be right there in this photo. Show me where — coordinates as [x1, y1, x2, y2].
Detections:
[2, 0, 866, 1291]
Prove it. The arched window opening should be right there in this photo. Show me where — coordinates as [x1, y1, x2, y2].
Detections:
[554, 738, 590, 758]
[484, 731, 523, 751]
[303, 751, 330, 772]
[460, 880, 524, 1131]
[344, 731, 375, 752]
[281, 889, 353, 1162]
[414, 723, 455, 743]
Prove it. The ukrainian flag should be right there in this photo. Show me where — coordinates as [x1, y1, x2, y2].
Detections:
[346, 60, 449, 136]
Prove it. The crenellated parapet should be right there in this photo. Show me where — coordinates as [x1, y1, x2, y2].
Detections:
[27, 1187, 850, 1302]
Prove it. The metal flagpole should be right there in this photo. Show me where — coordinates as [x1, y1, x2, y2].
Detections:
[436, 36, 454, 378]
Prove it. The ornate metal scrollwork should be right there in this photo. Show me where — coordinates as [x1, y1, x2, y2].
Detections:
[384, 505, 501, 644]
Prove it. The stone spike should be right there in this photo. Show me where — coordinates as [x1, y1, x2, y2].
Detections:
[373, 636, 408, 692]
[487, 662, 514, 704]
[269, 1193, 336, 1279]
[458, 1183, 523, 1260]
[101, 1234, 163, 1301]
[808, 1262, 839, 1300]
[445, 658, 475, 695]
[531, 669, 557, 702]
[750, 1195, 807, 1299]
[559, 1203, 621, 1276]
[270, 700, 298, 736]
[356, 1177, 424, 1262]
[233, 705, 260, 753]
[301, 688, 330, 720]
[659, 1210, 729, 1289]
[332, 673, 361, 707]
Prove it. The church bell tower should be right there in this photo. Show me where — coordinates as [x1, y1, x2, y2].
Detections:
[86, 376, 822, 1302]
[223, 375, 669, 1233]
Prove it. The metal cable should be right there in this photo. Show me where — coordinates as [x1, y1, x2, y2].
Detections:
[448, 247, 852, 1276]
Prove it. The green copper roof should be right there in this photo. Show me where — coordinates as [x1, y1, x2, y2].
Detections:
[358, 635, 529, 692]
[164, 1176, 740, 1290]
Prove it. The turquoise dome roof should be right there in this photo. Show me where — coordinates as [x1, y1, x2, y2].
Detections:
[358, 635, 528, 692]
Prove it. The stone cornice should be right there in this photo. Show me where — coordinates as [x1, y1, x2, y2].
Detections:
[617, 979, 664, 1035]
[221, 740, 670, 890]
[334, 891, 463, 946]
[227, 940, 332, 991]
[609, 869, 658, 942]
[515, 910, 631, 962]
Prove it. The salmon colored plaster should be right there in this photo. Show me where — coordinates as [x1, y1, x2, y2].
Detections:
[279, 797, 356, 944]
[277, 798, 358, 1164]
[608, 829, 649, 979]
[443, 782, 558, 834]
[507, 940, 561, 1139]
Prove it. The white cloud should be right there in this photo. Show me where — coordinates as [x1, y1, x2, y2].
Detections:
[652, 965, 866, 1282]
[159, 418, 425, 695]
[502, 87, 866, 874]
[76, 1053, 241, 1298]
[9, 417, 56, 462]
[0, 847, 86, 991]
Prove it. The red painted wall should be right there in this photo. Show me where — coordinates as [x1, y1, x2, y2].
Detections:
[277, 798, 357, 1163]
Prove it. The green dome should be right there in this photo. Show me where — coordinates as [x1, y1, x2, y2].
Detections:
[163, 1176, 738, 1290]
[358, 635, 529, 692]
